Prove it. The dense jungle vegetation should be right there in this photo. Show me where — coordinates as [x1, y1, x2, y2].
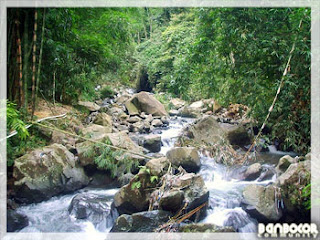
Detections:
[7, 7, 311, 158]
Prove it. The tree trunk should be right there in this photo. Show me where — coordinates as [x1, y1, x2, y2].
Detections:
[31, 10, 38, 120]
[16, 20, 23, 108]
[22, 12, 29, 110]
[35, 9, 46, 108]
[53, 70, 55, 105]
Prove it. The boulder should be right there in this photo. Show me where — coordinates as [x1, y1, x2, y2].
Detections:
[170, 173, 209, 221]
[93, 113, 113, 127]
[7, 210, 29, 232]
[68, 193, 118, 230]
[275, 155, 297, 175]
[116, 94, 131, 104]
[275, 160, 310, 221]
[224, 125, 251, 147]
[128, 116, 141, 123]
[178, 223, 235, 233]
[151, 119, 163, 127]
[161, 116, 169, 125]
[108, 107, 125, 117]
[110, 210, 172, 232]
[77, 101, 100, 112]
[142, 134, 162, 153]
[242, 184, 282, 222]
[145, 157, 169, 176]
[113, 172, 152, 214]
[180, 106, 201, 118]
[169, 109, 180, 116]
[13, 144, 89, 204]
[107, 132, 144, 155]
[125, 101, 139, 116]
[243, 163, 262, 181]
[166, 147, 201, 173]
[170, 98, 186, 110]
[159, 190, 184, 212]
[178, 116, 226, 146]
[126, 91, 167, 116]
[81, 124, 112, 140]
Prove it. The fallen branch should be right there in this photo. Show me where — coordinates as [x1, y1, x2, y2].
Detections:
[4, 113, 67, 140]
[33, 121, 153, 160]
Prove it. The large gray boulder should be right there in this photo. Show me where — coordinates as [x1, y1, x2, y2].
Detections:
[77, 101, 100, 112]
[166, 147, 201, 173]
[93, 112, 113, 127]
[242, 184, 282, 222]
[81, 124, 112, 140]
[13, 144, 89, 204]
[178, 116, 225, 146]
[170, 98, 186, 110]
[275, 155, 297, 175]
[243, 163, 262, 181]
[125, 91, 167, 116]
[110, 210, 172, 232]
[142, 134, 162, 153]
[68, 192, 118, 230]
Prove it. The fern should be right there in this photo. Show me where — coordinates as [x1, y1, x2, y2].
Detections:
[7, 101, 29, 140]
[84, 139, 138, 178]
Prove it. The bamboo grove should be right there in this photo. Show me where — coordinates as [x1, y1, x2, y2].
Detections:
[7, 8, 310, 154]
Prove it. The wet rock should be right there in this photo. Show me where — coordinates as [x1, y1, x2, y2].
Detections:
[142, 134, 162, 153]
[93, 112, 113, 127]
[170, 98, 186, 110]
[275, 160, 310, 221]
[170, 173, 209, 221]
[166, 147, 201, 173]
[243, 163, 262, 181]
[126, 91, 168, 116]
[128, 116, 141, 123]
[118, 172, 135, 186]
[68, 193, 118, 231]
[151, 119, 163, 127]
[161, 116, 169, 125]
[13, 144, 89, 204]
[178, 116, 225, 146]
[224, 125, 251, 147]
[77, 101, 100, 112]
[169, 109, 180, 116]
[179, 223, 235, 233]
[145, 157, 169, 176]
[113, 172, 152, 214]
[275, 155, 297, 175]
[7, 210, 29, 232]
[110, 210, 172, 232]
[242, 184, 282, 222]
[159, 190, 184, 212]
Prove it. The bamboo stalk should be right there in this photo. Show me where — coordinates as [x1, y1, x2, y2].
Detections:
[31, 9, 38, 120]
[35, 9, 46, 109]
[16, 19, 23, 107]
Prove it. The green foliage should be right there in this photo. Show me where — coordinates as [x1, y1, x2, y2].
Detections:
[301, 183, 311, 210]
[131, 180, 142, 190]
[7, 128, 49, 166]
[138, 8, 310, 154]
[84, 139, 139, 178]
[100, 86, 116, 99]
[6, 101, 29, 140]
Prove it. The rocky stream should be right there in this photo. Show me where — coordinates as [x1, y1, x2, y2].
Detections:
[7, 89, 311, 234]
